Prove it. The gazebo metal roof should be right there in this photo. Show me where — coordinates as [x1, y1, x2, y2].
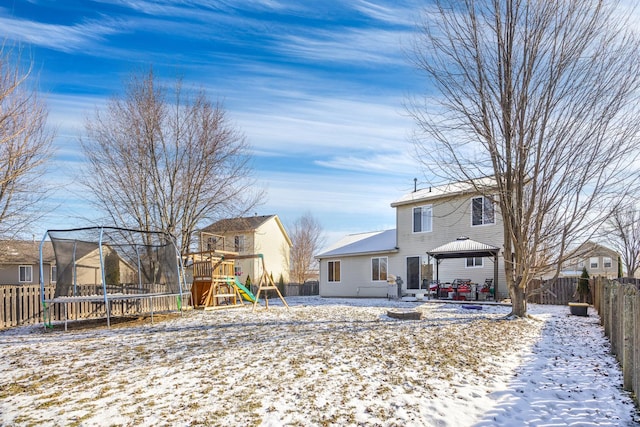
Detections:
[427, 237, 499, 259]
[427, 237, 500, 298]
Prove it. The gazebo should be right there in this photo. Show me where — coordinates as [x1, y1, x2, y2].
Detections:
[426, 236, 500, 298]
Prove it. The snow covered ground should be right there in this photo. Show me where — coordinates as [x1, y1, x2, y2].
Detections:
[0, 297, 638, 426]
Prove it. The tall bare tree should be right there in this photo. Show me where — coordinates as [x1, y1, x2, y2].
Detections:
[289, 212, 324, 284]
[603, 203, 640, 278]
[409, 0, 640, 316]
[80, 69, 262, 253]
[0, 44, 55, 237]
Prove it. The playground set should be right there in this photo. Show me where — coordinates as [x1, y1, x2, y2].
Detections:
[189, 249, 288, 311]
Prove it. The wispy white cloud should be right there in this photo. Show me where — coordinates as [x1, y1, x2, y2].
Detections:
[0, 11, 127, 53]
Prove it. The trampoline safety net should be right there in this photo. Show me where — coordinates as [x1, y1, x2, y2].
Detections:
[41, 227, 185, 300]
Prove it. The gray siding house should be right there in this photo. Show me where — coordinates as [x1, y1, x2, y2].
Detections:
[0, 240, 55, 286]
[317, 179, 507, 299]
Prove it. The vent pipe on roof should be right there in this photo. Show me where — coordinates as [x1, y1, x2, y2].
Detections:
[413, 178, 417, 192]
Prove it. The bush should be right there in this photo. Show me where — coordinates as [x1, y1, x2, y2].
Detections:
[576, 267, 590, 303]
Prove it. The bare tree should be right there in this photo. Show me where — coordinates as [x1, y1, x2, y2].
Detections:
[289, 212, 324, 284]
[80, 69, 262, 253]
[409, 0, 640, 316]
[604, 203, 640, 278]
[0, 44, 55, 237]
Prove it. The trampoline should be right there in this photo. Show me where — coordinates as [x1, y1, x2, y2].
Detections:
[39, 226, 189, 330]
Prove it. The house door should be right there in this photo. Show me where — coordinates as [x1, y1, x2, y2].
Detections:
[406, 256, 420, 289]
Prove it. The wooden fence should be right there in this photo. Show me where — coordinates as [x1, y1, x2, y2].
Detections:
[527, 277, 577, 305]
[283, 281, 319, 297]
[0, 284, 185, 329]
[593, 277, 640, 407]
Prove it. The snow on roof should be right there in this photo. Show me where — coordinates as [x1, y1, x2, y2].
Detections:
[316, 229, 397, 258]
[391, 177, 497, 207]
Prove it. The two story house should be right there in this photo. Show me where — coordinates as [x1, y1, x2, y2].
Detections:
[198, 214, 292, 285]
[557, 241, 620, 279]
[316, 180, 507, 299]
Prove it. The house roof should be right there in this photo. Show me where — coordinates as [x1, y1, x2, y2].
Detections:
[316, 229, 397, 258]
[391, 177, 497, 207]
[427, 237, 500, 259]
[201, 214, 292, 247]
[202, 215, 276, 233]
[0, 240, 55, 264]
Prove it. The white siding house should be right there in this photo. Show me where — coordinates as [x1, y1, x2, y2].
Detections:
[317, 180, 508, 299]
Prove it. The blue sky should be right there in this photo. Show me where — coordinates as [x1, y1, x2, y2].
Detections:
[2, 0, 432, 244]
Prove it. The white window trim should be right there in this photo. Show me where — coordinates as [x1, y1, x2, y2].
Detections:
[603, 257, 612, 269]
[412, 205, 433, 233]
[19, 265, 33, 283]
[589, 257, 599, 269]
[51, 265, 57, 283]
[327, 260, 341, 283]
[471, 196, 495, 227]
[371, 256, 388, 282]
[465, 257, 484, 268]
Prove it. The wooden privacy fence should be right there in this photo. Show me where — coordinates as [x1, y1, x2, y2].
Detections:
[527, 277, 577, 305]
[593, 277, 640, 408]
[284, 281, 319, 297]
[0, 284, 185, 329]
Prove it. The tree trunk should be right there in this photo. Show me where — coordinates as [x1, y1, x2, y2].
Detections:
[509, 278, 527, 317]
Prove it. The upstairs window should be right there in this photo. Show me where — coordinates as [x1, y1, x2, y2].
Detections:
[234, 235, 245, 252]
[590, 257, 599, 269]
[603, 257, 612, 269]
[413, 205, 432, 233]
[472, 196, 495, 226]
[51, 265, 57, 283]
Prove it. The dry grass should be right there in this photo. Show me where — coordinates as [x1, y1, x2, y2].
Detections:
[0, 298, 543, 426]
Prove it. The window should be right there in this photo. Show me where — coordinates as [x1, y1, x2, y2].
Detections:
[472, 196, 495, 226]
[234, 235, 245, 252]
[51, 265, 57, 283]
[603, 257, 612, 269]
[590, 257, 599, 269]
[413, 205, 432, 233]
[328, 261, 341, 282]
[578, 260, 585, 268]
[19, 265, 32, 283]
[372, 257, 388, 281]
[206, 236, 219, 251]
[466, 257, 483, 268]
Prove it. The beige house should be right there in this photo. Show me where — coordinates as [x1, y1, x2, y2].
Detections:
[317, 180, 507, 299]
[0, 240, 55, 285]
[558, 241, 620, 279]
[199, 215, 292, 285]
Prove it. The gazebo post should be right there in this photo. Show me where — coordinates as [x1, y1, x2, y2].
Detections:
[494, 252, 499, 300]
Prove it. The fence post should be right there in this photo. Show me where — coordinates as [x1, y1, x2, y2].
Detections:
[603, 281, 611, 339]
[635, 291, 640, 405]
[622, 285, 635, 391]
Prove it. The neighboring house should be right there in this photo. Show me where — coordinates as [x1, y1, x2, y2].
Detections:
[0, 240, 56, 285]
[58, 246, 138, 287]
[556, 241, 620, 279]
[198, 214, 292, 284]
[316, 179, 507, 298]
